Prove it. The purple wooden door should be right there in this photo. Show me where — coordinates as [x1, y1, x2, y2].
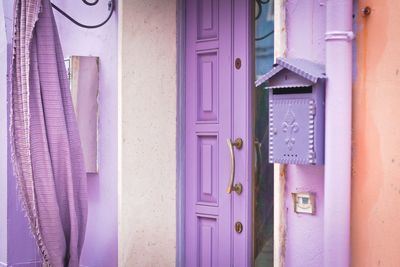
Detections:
[185, 0, 252, 266]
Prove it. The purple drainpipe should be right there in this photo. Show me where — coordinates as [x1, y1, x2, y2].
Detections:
[324, 1, 354, 266]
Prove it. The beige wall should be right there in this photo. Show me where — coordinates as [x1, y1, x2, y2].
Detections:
[352, 1, 400, 266]
[118, 0, 177, 266]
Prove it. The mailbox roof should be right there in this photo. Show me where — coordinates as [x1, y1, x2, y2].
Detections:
[255, 57, 326, 87]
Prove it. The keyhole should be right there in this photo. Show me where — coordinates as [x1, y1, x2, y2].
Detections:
[235, 58, 241, 69]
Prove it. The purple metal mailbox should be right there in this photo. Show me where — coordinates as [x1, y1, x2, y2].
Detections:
[255, 58, 326, 165]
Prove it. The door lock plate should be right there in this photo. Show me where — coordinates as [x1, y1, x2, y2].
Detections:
[235, 221, 243, 234]
[233, 183, 243, 195]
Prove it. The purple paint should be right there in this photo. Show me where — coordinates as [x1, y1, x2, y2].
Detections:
[324, 1, 353, 266]
[256, 58, 326, 165]
[285, 165, 325, 266]
[1, 0, 118, 266]
[286, 0, 326, 63]
[284, 0, 326, 266]
[185, 0, 233, 264]
[232, 0, 253, 265]
[1, 0, 42, 265]
[0, 2, 7, 264]
[185, 0, 252, 265]
[284, 0, 353, 265]
[53, 2, 118, 266]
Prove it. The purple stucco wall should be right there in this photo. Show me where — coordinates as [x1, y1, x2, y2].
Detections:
[1, 1, 118, 266]
[284, 1, 326, 266]
[2, 0, 42, 265]
[54, 2, 118, 266]
[0, 2, 7, 265]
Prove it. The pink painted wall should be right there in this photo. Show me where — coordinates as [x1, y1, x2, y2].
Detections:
[284, 1, 326, 266]
[1, 1, 118, 266]
[352, 1, 400, 266]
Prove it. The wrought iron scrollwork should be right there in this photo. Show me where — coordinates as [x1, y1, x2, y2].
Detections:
[51, 0, 115, 29]
[82, 0, 100, 6]
[255, 0, 274, 41]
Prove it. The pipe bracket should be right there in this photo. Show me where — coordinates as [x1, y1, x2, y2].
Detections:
[325, 31, 355, 42]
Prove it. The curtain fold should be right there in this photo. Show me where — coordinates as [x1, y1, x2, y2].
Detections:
[10, 0, 88, 266]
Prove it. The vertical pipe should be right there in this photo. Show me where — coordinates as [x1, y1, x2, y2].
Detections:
[324, 1, 353, 266]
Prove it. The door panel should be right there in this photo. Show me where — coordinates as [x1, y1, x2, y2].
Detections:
[185, 0, 252, 266]
[185, 0, 233, 266]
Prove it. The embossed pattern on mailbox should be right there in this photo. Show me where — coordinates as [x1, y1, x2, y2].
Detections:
[255, 58, 326, 165]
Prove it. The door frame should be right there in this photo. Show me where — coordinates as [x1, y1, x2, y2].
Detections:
[272, 1, 287, 267]
[176, 0, 186, 265]
[176, 0, 287, 266]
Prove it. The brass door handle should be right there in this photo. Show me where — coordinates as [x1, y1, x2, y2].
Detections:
[226, 138, 243, 195]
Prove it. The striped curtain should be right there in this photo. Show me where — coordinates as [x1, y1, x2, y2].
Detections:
[10, 0, 88, 266]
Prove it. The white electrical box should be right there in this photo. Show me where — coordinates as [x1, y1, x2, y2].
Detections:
[292, 192, 316, 215]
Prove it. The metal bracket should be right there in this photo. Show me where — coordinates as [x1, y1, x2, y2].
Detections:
[325, 31, 355, 42]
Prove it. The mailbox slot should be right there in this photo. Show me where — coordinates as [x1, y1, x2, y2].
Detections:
[273, 86, 312, 95]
